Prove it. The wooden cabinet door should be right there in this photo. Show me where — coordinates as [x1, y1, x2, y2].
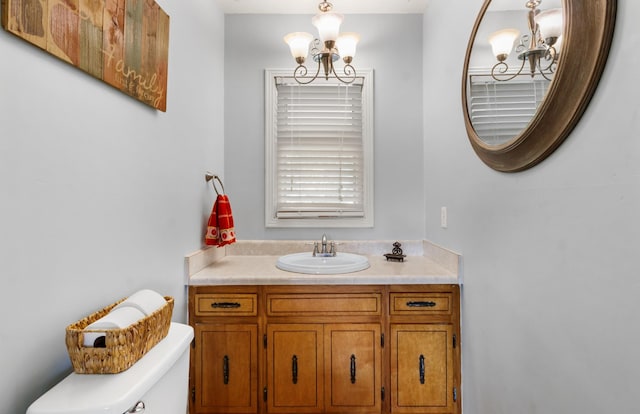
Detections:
[390, 324, 454, 414]
[267, 324, 324, 413]
[194, 324, 258, 414]
[324, 324, 382, 413]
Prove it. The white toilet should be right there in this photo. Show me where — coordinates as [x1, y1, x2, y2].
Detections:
[27, 322, 194, 414]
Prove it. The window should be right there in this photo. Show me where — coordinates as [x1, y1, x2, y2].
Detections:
[265, 69, 374, 228]
[468, 73, 551, 145]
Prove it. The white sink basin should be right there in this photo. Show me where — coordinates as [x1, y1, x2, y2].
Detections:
[276, 252, 370, 275]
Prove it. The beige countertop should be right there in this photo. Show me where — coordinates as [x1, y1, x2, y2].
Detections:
[186, 240, 462, 286]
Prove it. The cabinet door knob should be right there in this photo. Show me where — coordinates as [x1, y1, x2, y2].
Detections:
[292, 355, 298, 384]
[419, 354, 425, 384]
[350, 354, 357, 384]
[223, 355, 229, 384]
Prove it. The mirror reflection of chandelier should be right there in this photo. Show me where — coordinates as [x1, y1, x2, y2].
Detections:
[283, 0, 360, 84]
[488, 0, 563, 81]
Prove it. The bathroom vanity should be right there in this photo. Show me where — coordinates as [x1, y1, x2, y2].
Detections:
[186, 241, 462, 414]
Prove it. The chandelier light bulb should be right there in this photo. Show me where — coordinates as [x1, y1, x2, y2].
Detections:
[488, 28, 520, 61]
[312, 12, 344, 45]
[553, 35, 563, 54]
[535, 8, 563, 44]
[284, 32, 314, 62]
[336, 32, 360, 62]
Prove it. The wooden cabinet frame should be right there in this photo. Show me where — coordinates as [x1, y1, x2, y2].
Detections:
[189, 284, 460, 414]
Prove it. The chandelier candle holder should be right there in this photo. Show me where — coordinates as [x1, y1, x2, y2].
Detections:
[488, 0, 563, 81]
[284, 0, 360, 84]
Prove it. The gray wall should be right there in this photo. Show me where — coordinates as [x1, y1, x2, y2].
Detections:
[0, 2, 224, 412]
[224, 14, 425, 241]
[424, 1, 640, 413]
[3, 2, 638, 413]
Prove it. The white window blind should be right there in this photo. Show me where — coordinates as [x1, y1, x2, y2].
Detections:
[276, 79, 364, 217]
[469, 74, 551, 145]
[265, 69, 374, 228]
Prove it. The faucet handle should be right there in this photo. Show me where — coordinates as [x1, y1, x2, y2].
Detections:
[329, 241, 336, 256]
[312, 242, 319, 256]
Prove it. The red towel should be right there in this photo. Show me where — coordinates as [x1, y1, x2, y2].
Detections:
[205, 194, 236, 247]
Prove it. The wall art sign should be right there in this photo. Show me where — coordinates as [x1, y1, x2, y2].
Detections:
[1, 0, 170, 111]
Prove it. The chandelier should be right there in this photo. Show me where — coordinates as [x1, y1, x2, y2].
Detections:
[283, 0, 360, 85]
[488, 0, 563, 81]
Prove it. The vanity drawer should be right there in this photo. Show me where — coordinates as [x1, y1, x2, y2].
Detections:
[195, 293, 258, 316]
[390, 292, 453, 315]
[266, 293, 382, 316]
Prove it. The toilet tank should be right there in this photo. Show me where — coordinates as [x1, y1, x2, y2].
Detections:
[27, 322, 194, 414]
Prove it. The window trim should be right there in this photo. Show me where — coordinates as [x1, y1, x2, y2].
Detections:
[264, 68, 374, 228]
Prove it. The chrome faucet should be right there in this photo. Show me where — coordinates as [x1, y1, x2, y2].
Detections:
[312, 234, 336, 257]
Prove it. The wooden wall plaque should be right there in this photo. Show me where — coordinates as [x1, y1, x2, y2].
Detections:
[2, 0, 170, 111]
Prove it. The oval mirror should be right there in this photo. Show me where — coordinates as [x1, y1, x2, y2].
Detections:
[461, 0, 616, 172]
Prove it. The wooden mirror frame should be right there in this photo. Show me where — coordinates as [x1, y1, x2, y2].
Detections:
[461, 0, 617, 172]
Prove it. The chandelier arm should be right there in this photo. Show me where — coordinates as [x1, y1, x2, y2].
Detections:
[534, 47, 558, 81]
[537, 68, 554, 82]
[540, 47, 558, 71]
[490, 58, 526, 82]
[537, 59, 555, 81]
[293, 61, 322, 85]
[331, 63, 357, 84]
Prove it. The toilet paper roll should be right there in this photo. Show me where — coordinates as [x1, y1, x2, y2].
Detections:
[82, 306, 146, 347]
[113, 289, 167, 316]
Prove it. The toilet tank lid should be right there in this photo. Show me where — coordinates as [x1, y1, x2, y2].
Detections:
[26, 322, 194, 414]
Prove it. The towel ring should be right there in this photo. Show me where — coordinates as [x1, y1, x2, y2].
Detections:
[205, 172, 225, 195]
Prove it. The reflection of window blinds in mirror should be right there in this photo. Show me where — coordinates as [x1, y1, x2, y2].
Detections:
[275, 79, 365, 218]
[469, 75, 551, 145]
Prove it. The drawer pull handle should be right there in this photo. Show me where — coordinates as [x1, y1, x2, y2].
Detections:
[350, 354, 357, 384]
[212, 302, 241, 309]
[419, 354, 425, 384]
[223, 355, 229, 384]
[406, 301, 436, 308]
[292, 355, 298, 384]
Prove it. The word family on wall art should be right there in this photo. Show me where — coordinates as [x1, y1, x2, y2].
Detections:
[1, 0, 170, 111]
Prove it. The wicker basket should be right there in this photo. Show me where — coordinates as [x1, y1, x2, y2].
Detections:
[65, 296, 174, 374]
